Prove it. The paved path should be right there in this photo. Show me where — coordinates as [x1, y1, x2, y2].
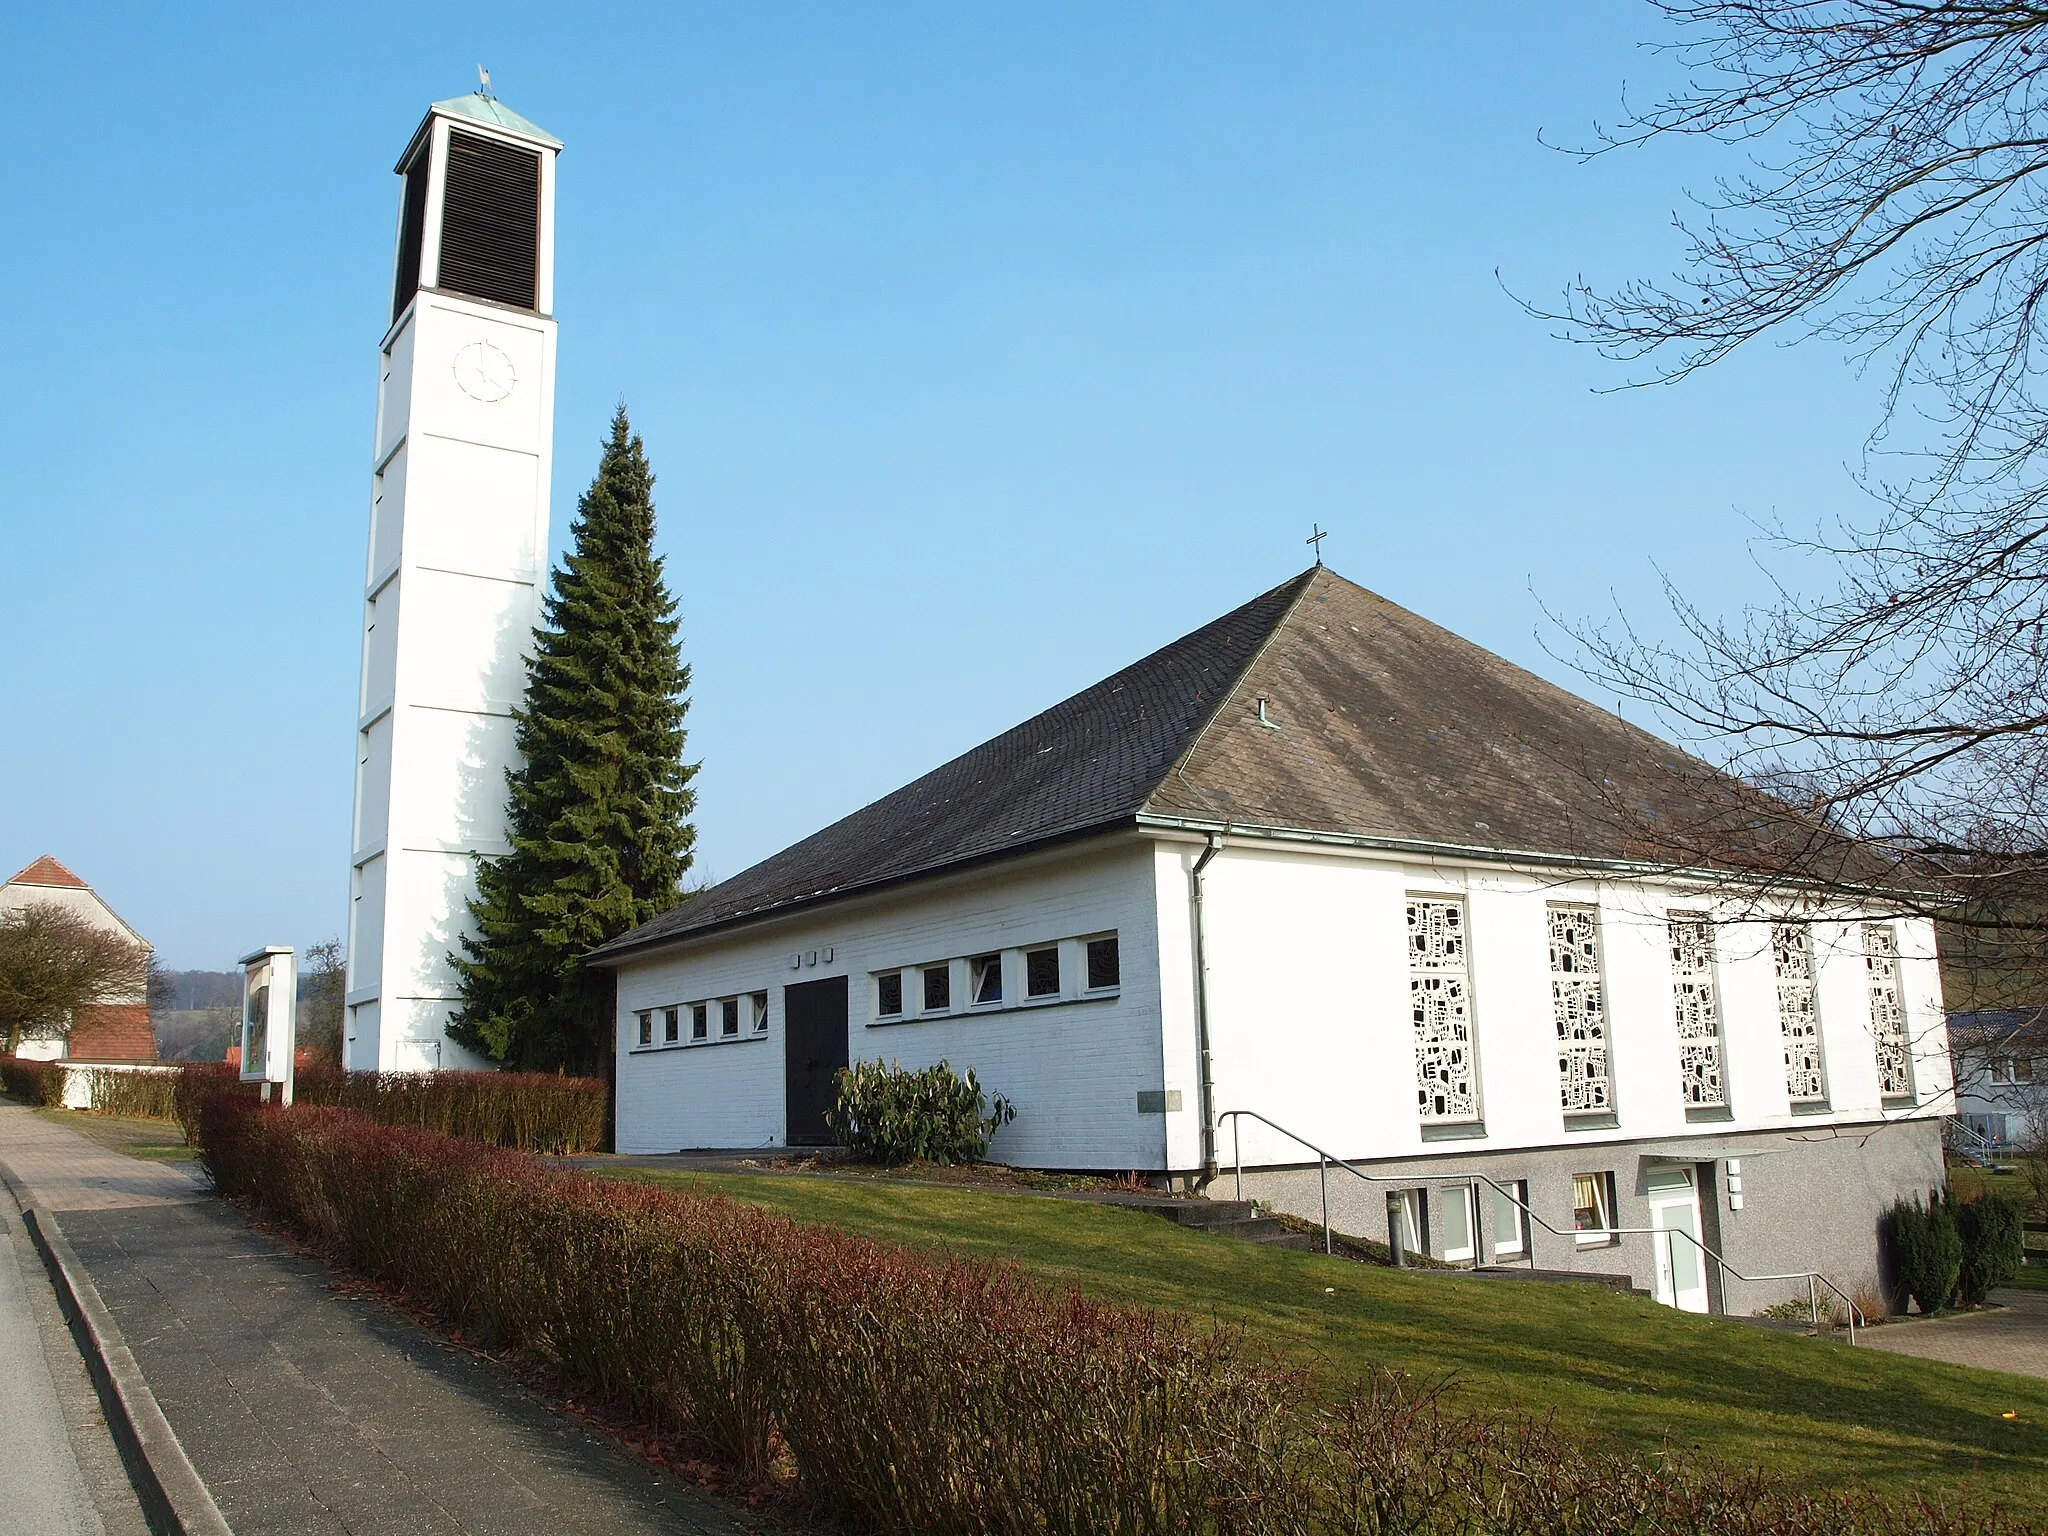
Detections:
[0, 1104, 753, 1536]
[1858, 1287, 2048, 1380]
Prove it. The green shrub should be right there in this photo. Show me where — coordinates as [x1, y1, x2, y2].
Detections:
[825, 1058, 1014, 1165]
[1957, 1196, 2026, 1305]
[198, 1103, 2046, 1536]
[1887, 1192, 1963, 1314]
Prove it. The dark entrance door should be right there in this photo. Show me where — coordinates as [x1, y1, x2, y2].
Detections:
[783, 975, 849, 1146]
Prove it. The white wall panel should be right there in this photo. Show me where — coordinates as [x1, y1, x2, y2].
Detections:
[405, 439, 540, 580]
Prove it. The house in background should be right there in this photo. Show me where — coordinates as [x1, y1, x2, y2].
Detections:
[1, 855, 156, 1063]
[591, 568, 1954, 1315]
[1947, 1010, 2046, 1152]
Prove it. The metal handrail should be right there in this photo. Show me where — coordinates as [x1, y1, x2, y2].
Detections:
[1218, 1107, 1865, 1343]
[1944, 1115, 2001, 1161]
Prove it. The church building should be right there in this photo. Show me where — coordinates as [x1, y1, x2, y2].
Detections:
[592, 568, 1953, 1314]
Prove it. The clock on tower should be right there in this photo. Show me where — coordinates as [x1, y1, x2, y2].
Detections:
[344, 93, 562, 1072]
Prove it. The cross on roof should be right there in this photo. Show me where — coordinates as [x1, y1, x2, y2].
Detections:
[1307, 524, 1328, 565]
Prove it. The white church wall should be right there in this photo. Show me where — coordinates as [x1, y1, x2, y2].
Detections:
[1176, 837, 1953, 1176]
[614, 839, 1165, 1165]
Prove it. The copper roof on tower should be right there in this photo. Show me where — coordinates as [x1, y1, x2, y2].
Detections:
[591, 567, 1872, 961]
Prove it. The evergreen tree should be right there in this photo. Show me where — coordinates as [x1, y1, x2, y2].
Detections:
[451, 406, 696, 1071]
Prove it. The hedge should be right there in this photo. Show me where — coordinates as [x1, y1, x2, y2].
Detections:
[0, 1057, 62, 1105]
[172, 1063, 605, 1154]
[198, 1101, 2039, 1536]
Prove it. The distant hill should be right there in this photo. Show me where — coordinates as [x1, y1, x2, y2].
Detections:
[154, 969, 241, 1011]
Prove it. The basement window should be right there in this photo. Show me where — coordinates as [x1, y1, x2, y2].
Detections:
[1491, 1180, 1528, 1258]
[1573, 1172, 1616, 1246]
[751, 993, 769, 1033]
[1086, 935, 1120, 991]
[876, 971, 904, 1018]
[664, 1007, 679, 1045]
[1441, 1186, 1475, 1263]
[923, 964, 952, 1013]
[691, 1003, 709, 1043]
[971, 954, 1003, 1006]
[720, 998, 740, 1038]
[1025, 946, 1060, 999]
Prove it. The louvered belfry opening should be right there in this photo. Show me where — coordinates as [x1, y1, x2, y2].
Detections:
[437, 129, 542, 311]
[390, 145, 431, 323]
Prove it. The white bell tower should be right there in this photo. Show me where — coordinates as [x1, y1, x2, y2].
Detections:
[344, 93, 562, 1072]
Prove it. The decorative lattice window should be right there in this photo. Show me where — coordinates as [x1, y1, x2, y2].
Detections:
[1865, 924, 1914, 1099]
[1549, 905, 1610, 1114]
[1408, 897, 1478, 1122]
[1772, 923, 1825, 1103]
[1667, 913, 1725, 1108]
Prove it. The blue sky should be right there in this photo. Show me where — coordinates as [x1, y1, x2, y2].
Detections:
[1, 4, 1884, 967]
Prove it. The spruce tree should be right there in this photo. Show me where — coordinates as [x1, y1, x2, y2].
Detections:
[451, 406, 696, 1072]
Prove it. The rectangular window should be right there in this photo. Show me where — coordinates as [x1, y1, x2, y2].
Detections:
[2021, 1057, 2035, 1082]
[1772, 923, 1826, 1103]
[636, 1011, 652, 1047]
[1549, 905, 1610, 1115]
[876, 971, 904, 1018]
[720, 998, 740, 1038]
[1572, 1172, 1615, 1245]
[1865, 924, 1913, 1099]
[1025, 946, 1060, 998]
[1490, 1180, 1528, 1258]
[1441, 1185, 1475, 1263]
[751, 992, 769, 1033]
[1408, 897, 1478, 1122]
[664, 1006, 680, 1044]
[691, 1002, 709, 1042]
[1086, 935, 1121, 990]
[1991, 1055, 2013, 1084]
[923, 964, 952, 1013]
[1667, 913, 1726, 1108]
[971, 953, 1003, 1006]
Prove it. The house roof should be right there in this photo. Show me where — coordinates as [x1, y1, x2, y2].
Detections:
[6, 855, 88, 889]
[1948, 1010, 2048, 1052]
[590, 566, 1846, 963]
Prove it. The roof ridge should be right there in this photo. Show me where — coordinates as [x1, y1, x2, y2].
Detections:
[1153, 566, 1323, 820]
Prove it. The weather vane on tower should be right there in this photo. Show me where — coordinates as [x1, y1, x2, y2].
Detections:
[477, 63, 492, 98]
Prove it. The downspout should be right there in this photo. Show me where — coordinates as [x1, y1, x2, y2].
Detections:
[1190, 831, 1224, 1186]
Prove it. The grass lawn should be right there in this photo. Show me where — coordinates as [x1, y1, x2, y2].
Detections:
[608, 1167, 2048, 1505]
[34, 1108, 197, 1162]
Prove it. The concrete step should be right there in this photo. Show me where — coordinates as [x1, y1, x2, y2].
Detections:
[1205, 1215, 1316, 1249]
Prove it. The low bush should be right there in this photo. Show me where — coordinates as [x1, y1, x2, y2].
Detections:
[173, 1062, 604, 1153]
[199, 1102, 2042, 1536]
[1957, 1196, 2027, 1305]
[0, 1056, 61, 1105]
[1887, 1192, 1964, 1314]
[825, 1058, 1014, 1165]
[82, 1067, 181, 1119]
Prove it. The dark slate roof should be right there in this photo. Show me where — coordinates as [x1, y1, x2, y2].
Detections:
[591, 566, 1843, 962]
[588, 570, 1318, 960]
[1948, 1010, 2048, 1051]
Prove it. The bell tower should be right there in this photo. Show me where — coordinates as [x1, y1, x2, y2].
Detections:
[345, 93, 562, 1072]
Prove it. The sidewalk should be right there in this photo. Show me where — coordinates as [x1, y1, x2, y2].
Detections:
[1858, 1286, 2048, 1381]
[0, 1104, 753, 1536]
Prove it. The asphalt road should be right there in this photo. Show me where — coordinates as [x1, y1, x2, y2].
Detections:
[0, 1190, 144, 1536]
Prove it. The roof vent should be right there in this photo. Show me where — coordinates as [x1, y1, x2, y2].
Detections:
[1255, 697, 1281, 730]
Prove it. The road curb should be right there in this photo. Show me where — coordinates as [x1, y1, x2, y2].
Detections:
[0, 1165, 233, 1536]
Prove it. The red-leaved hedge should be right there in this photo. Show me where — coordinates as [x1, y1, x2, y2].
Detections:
[198, 1100, 2039, 1536]
[173, 1063, 604, 1153]
[0, 1056, 62, 1105]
